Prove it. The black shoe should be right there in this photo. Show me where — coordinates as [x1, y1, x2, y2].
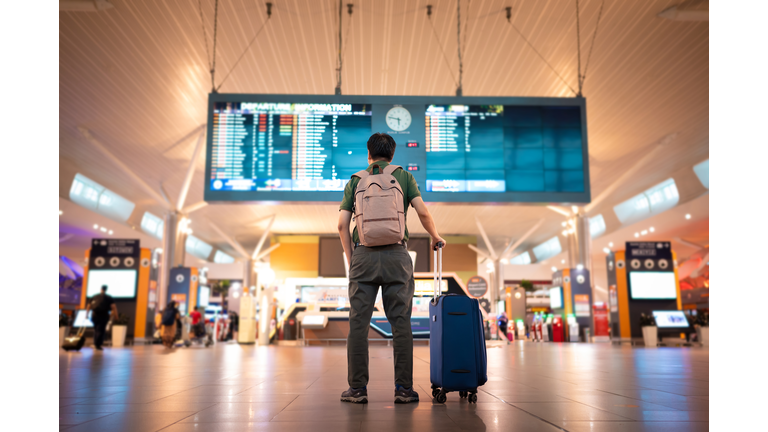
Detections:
[94, 346, 103, 351]
[340, 387, 368, 404]
[394, 386, 419, 404]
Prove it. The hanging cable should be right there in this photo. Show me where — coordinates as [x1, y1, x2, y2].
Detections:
[581, 0, 605, 89]
[335, 0, 343, 95]
[427, 5, 459, 88]
[506, 11, 577, 95]
[215, 3, 272, 92]
[456, 0, 463, 96]
[576, 0, 583, 96]
[342, 4, 354, 61]
[197, 0, 212, 74]
[210, 0, 220, 92]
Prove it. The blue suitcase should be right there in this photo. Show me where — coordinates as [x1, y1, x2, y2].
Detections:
[429, 244, 487, 403]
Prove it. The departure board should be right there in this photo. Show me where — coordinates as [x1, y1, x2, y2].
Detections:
[205, 94, 590, 204]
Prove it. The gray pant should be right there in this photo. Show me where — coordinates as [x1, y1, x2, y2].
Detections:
[347, 244, 414, 389]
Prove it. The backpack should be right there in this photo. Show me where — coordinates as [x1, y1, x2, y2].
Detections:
[352, 164, 405, 247]
[162, 308, 177, 326]
[91, 295, 110, 315]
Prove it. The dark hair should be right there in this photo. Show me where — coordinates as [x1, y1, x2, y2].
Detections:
[367, 133, 396, 161]
[101, 285, 108, 291]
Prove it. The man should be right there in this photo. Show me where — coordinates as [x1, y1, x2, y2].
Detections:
[189, 307, 203, 339]
[338, 132, 446, 404]
[85, 284, 118, 350]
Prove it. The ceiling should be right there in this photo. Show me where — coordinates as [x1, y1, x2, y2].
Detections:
[59, 0, 709, 259]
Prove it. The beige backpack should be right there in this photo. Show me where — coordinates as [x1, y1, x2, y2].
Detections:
[352, 164, 405, 247]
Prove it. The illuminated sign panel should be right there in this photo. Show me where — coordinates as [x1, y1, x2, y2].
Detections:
[205, 94, 590, 203]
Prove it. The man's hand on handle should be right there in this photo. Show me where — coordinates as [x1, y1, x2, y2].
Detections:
[432, 237, 446, 251]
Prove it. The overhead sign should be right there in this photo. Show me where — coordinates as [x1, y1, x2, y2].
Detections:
[467, 276, 488, 298]
[205, 94, 590, 204]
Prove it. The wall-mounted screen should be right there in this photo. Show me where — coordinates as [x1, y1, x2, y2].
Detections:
[73, 310, 93, 328]
[652, 310, 689, 328]
[86, 269, 138, 298]
[205, 94, 589, 204]
[550, 287, 563, 309]
[198, 286, 210, 307]
[629, 272, 677, 300]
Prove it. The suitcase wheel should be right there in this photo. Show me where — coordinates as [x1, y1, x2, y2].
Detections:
[432, 388, 440, 398]
[435, 391, 447, 404]
[468, 393, 478, 403]
[459, 391, 467, 398]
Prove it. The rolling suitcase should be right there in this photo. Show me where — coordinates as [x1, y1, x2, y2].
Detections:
[62, 327, 86, 352]
[429, 243, 488, 403]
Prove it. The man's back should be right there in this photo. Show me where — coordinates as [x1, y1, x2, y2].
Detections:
[91, 293, 113, 319]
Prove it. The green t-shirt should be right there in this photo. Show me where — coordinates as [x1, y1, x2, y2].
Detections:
[339, 161, 421, 243]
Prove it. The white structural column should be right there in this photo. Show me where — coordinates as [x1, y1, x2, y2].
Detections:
[158, 211, 188, 309]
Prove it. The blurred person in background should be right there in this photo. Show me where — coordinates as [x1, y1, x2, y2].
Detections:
[161, 301, 180, 348]
[85, 284, 118, 351]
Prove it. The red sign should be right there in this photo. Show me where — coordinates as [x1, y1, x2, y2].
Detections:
[593, 303, 609, 337]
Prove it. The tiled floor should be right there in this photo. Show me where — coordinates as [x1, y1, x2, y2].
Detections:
[59, 342, 709, 431]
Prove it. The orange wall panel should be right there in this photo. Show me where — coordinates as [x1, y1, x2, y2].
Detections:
[270, 243, 319, 272]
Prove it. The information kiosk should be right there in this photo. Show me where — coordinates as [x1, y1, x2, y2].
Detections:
[607, 242, 682, 341]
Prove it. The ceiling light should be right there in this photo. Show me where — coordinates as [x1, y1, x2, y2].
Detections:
[603, 247, 610, 254]
[577, 264, 584, 270]
[571, 206, 579, 214]
[649, 227, 655, 232]
[561, 259, 565, 264]
[608, 242, 614, 247]
[641, 230, 648, 236]
[100, 227, 107, 232]
[59, 210, 63, 216]
[568, 219, 575, 226]
[500, 259, 508, 265]
[551, 266, 557, 272]
[634, 233, 639, 238]
[562, 230, 568, 236]
[93, 224, 99, 229]
[561, 222, 567, 227]
[108, 230, 113, 235]
[685, 214, 691, 220]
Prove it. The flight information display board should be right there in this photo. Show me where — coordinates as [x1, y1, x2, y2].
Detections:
[204, 94, 590, 203]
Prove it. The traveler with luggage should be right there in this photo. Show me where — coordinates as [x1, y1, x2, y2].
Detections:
[160, 301, 180, 348]
[85, 284, 118, 351]
[337, 132, 445, 404]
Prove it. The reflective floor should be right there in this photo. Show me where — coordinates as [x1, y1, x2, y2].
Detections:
[59, 342, 708, 431]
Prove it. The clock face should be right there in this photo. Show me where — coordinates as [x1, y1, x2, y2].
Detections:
[386, 106, 412, 131]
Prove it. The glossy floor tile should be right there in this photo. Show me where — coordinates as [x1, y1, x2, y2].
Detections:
[60, 342, 708, 431]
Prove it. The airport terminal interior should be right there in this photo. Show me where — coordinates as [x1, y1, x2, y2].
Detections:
[57, 1, 710, 431]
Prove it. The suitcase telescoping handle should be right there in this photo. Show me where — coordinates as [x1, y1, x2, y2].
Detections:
[433, 242, 444, 302]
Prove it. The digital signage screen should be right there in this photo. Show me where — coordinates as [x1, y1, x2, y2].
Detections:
[204, 94, 589, 204]
[550, 287, 563, 309]
[652, 310, 689, 328]
[629, 272, 677, 300]
[86, 269, 138, 298]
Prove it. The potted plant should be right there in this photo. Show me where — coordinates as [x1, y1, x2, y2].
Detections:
[639, 313, 657, 347]
[59, 312, 69, 348]
[695, 311, 709, 347]
[111, 313, 130, 347]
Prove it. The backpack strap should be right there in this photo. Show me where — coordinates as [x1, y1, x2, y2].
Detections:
[383, 164, 402, 175]
[352, 170, 369, 179]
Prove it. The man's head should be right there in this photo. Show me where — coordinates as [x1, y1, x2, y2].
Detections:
[101, 285, 108, 293]
[367, 133, 396, 163]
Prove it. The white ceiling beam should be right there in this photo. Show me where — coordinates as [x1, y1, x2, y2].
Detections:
[207, 220, 250, 259]
[475, 217, 498, 260]
[584, 134, 677, 215]
[158, 183, 174, 208]
[546, 206, 571, 217]
[252, 214, 276, 259]
[183, 201, 208, 214]
[499, 219, 545, 260]
[78, 126, 172, 210]
[177, 130, 206, 212]
[254, 243, 281, 261]
[468, 244, 492, 261]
